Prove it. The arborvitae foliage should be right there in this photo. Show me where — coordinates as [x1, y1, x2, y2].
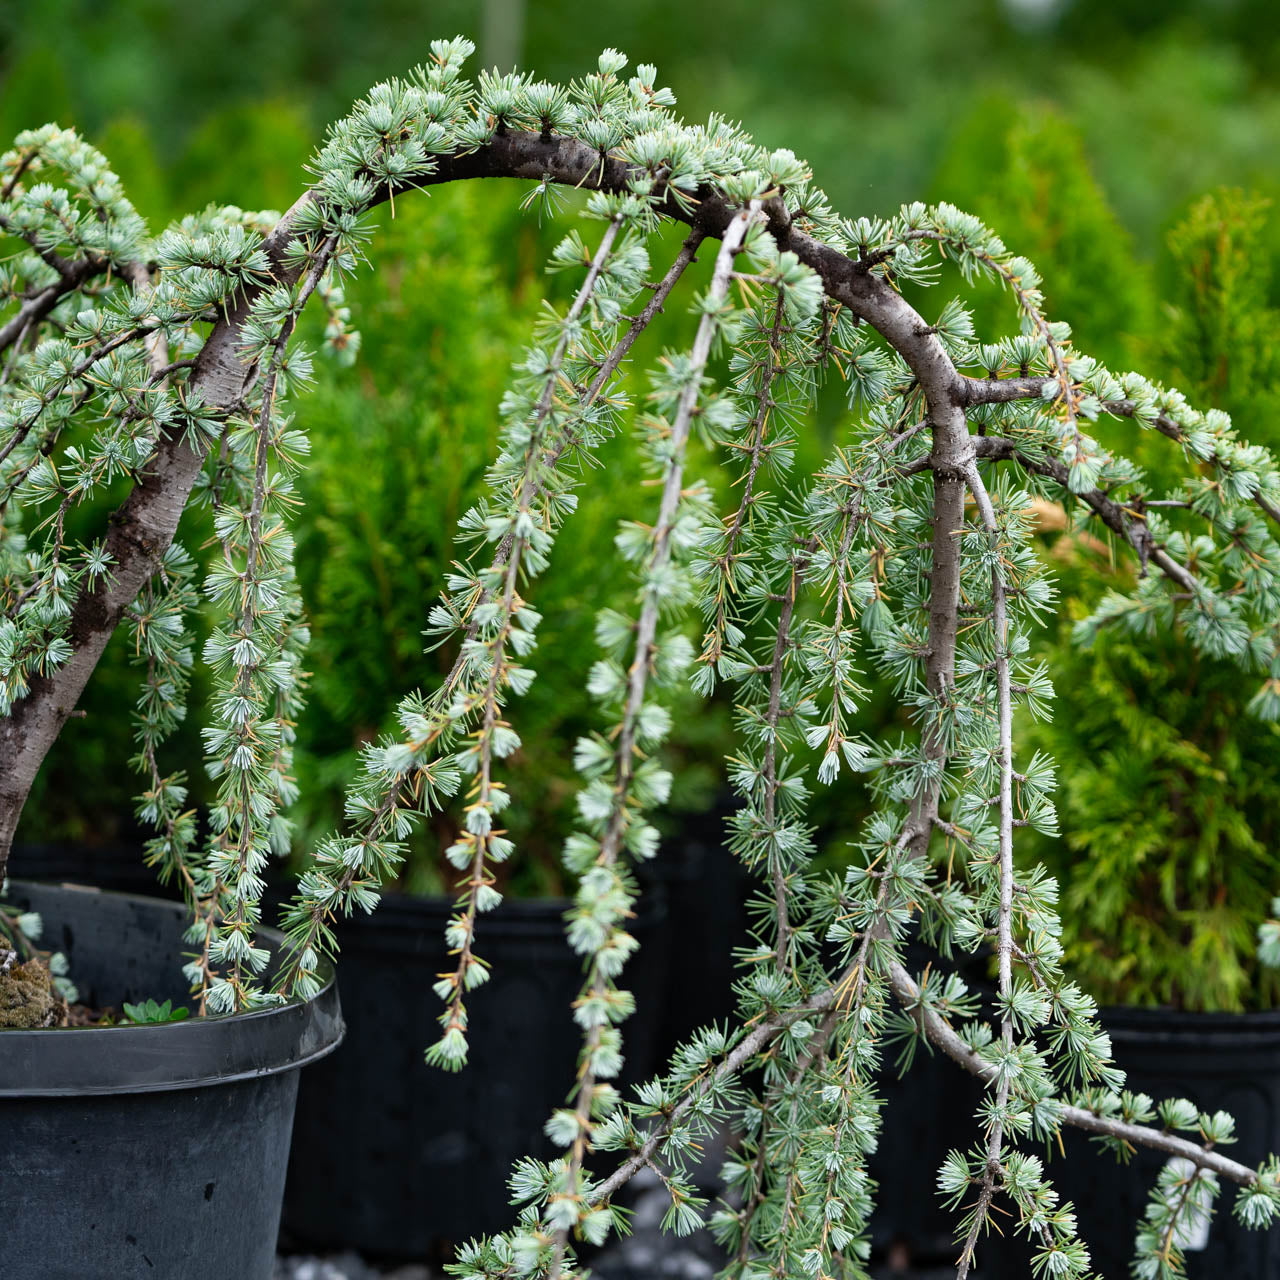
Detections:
[930, 97, 1155, 369]
[1025, 190, 1280, 1012]
[7, 40, 1280, 1278]
[1159, 188, 1280, 445]
[1027, 542, 1280, 1012]
[935, 136, 1280, 1013]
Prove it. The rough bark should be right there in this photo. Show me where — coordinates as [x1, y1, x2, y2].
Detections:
[0, 196, 313, 866]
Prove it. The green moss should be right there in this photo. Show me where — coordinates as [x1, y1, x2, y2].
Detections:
[0, 958, 57, 1030]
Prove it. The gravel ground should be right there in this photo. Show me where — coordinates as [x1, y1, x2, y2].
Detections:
[275, 1255, 958, 1279]
[277, 1178, 959, 1280]
[275, 1253, 959, 1279]
[275, 1255, 436, 1280]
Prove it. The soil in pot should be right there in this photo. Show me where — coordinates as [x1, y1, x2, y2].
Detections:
[281, 887, 669, 1261]
[0, 881, 343, 1280]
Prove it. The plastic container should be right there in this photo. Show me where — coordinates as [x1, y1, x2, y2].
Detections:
[638, 814, 750, 1065]
[12, 840, 171, 898]
[0, 881, 343, 1280]
[868, 1020, 986, 1262]
[282, 887, 668, 1259]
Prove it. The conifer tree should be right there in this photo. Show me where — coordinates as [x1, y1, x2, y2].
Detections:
[4, 42, 1280, 1278]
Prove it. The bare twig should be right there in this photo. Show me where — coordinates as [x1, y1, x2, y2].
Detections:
[955, 460, 1016, 1279]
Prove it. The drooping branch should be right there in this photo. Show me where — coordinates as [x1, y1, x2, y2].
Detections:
[588, 954, 864, 1210]
[955, 460, 1017, 1279]
[204, 234, 338, 1012]
[581, 937, 1260, 1236]
[274, 229, 704, 1005]
[761, 543, 810, 968]
[700, 288, 790, 675]
[963, 373, 1280, 532]
[437, 217, 622, 1051]
[885, 960, 1257, 1187]
[0, 204, 307, 872]
[971, 435, 1199, 591]
[547, 204, 758, 1277]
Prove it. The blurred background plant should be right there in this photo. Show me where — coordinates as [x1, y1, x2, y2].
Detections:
[5, 0, 1279, 1004]
[1018, 187, 1280, 1012]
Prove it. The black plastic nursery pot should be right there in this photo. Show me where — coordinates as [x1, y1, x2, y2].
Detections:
[868, 1004, 987, 1263]
[978, 1003, 1280, 1277]
[0, 881, 344, 1280]
[15, 839, 174, 899]
[281, 887, 669, 1259]
[638, 811, 751, 1063]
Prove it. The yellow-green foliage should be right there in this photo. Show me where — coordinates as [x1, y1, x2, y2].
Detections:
[1024, 189, 1280, 1010]
[930, 97, 1155, 369]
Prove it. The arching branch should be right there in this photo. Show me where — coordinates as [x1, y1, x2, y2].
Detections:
[963, 373, 1280, 531]
[0, 128, 973, 876]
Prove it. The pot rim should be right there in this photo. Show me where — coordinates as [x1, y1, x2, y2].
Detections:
[0, 881, 344, 1098]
